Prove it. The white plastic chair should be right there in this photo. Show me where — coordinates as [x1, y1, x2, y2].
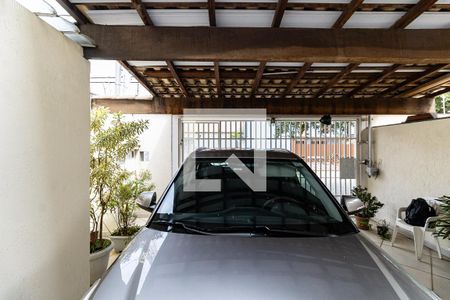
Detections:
[391, 197, 443, 260]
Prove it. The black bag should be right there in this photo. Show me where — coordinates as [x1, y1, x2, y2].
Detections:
[404, 198, 436, 227]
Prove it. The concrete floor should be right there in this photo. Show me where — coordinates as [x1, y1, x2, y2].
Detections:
[359, 228, 450, 300]
[107, 228, 450, 299]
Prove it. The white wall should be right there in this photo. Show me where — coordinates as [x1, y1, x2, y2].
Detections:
[363, 118, 450, 256]
[0, 1, 90, 299]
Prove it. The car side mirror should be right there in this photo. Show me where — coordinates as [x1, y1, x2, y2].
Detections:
[136, 191, 157, 212]
[340, 195, 364, 215]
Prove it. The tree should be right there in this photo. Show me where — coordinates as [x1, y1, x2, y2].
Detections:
[90, 107, 149, 252]
[435, 196, 450, 240]
[109, 170, 155, 236]
[435, 93, 450, 114]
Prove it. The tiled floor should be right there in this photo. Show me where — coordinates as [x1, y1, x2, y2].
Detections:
[107, 229, 450, 299]
[359, 228, 450, 300]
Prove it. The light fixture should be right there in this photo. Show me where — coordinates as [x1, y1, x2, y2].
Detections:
[319, 114, 332, 126]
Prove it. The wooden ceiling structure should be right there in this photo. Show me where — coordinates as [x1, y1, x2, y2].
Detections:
[58, 0, 450, 114]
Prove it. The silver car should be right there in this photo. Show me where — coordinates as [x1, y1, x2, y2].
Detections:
[84, 149, 439, 300]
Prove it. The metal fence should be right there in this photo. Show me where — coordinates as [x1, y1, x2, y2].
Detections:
[181, 119, 358, 195]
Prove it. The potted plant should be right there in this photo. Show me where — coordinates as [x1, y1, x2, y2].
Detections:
[376, 219, 391, 240]
[109, 170, 155, 252]
[351, 185, 384, 230]
[89, 107, 148, 284]
[435, 195, 450, 240]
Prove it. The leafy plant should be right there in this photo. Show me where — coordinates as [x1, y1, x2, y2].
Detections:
[351, 185, 384, 219]
[90, 107, 149, 253]
[435, 195, 450, 240]
[109, 170, 155, 237]
[376, 219, 391, 240]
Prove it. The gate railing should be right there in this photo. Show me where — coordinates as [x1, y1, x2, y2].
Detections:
[181, 119, 358, 195]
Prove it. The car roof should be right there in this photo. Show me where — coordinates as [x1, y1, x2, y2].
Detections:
[190, 148, 300, 160]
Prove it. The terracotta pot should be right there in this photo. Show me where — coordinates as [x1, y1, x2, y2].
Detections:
[356, 216, 370, 230]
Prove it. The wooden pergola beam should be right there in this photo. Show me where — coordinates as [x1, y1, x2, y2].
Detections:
[81, 26, 450, 64]
[118, 61, 156, 97]
[214, 61, 221, 97]
[251, 62, 267, 97]
[315, 64, 358, 98]
[272, 0, 288, 28]
[56, 0, 90, 25]
[208, 0, 216, 26]
[332, 0, 363, 29]
[397, 73, 450, 97]
[92, 97, 434, 115]
[131, 0, 153, 26]
[379, 64, 448, 96]
[166, 61, 189, 97]
[391, 0, 438, 29]
[348, 64, 403, 97]
[281, 62, 312, 97]
[426, 87, 450, 98]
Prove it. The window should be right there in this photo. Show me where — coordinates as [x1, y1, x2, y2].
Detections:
[150, 158, 355, 236]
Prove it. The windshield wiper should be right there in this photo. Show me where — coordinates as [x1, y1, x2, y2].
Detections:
[151, 220, 214, 235]
[211, 225, 333, 237]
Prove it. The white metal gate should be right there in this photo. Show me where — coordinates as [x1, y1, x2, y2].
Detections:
[180, 119, 358, 195]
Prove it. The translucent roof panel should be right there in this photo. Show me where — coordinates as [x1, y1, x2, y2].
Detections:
[144, 0, 206, 2]
[289, 0, 351, 2]
[281, 11, 341, 28]
[148, 9, 209, 26]
[40, 16, 79, 32]
[359, 63, 394, 67]
[219, 62, 260, 67]
[128, 61, 167, 67]
[363, 0, 419, 3]
[173, 61, 214, 66]
[266, 62, 304, 67]
[407, 13, 450, 29]
[216, 10, 274, 27]
[216, 0, 277, 2]
[86, 10, 144, 25]
[312, 63, 349, 67]
[64, 33, 96, 47]
[15, 0, 55, 15]
[344, 12, 405, 28]
[72, 0, 132, 2]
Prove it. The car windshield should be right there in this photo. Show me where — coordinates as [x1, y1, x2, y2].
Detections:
[149, 157, 356, 237]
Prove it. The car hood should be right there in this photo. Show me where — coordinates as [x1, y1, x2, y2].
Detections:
[89, 228, 438, 300]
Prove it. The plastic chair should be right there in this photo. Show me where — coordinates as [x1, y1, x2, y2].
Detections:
[391, 198, 443, 260]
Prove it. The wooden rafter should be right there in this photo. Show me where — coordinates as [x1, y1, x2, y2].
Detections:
[92, 97, 434, 115]
[74, 2, 450, 12]
[379, 64, 448, 97]
[56, 0, 90, 25]
[131, 0, 153, 26]
[214, 61, 221, 97]
[208, 0, 216, 26]
[426, 87, 450, 98]
[251, 62, 267, 97]
[391, 0, 438, 29]
[166, 61, 189, 97]
[347, 64, 403, 97]
[81, 26, 450, 64]
[281, 63, 312, 97]
[118, 61, 156, 97]
[313, 0, 363, 96]
[332, 0, 363, 29]
[397, 73, 450, 98]
[314, 64, 358, 98]
[272, 0, 288, 28]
